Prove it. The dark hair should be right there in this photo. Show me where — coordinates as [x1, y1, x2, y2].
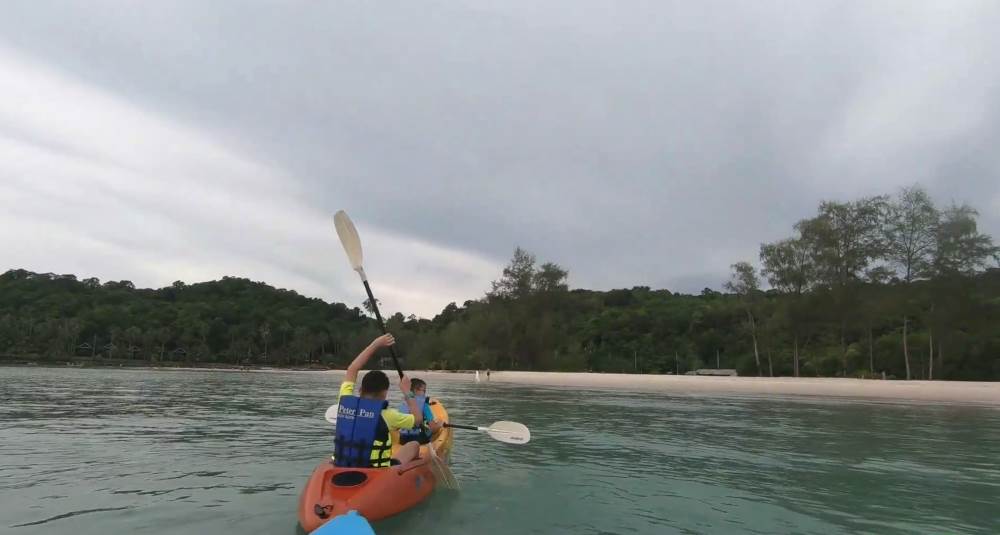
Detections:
[411, 378, 427, 391]
[360, 370, 389, 396]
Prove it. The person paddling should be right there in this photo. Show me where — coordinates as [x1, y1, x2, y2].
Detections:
[398, 378, 443, 445]
[333, 334, 423, 467]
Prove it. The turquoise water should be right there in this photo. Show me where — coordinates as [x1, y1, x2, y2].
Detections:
[1, 367, 998, 534]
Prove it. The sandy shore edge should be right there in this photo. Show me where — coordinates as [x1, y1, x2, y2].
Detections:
[17, 365, 998, 405]
[411, 370, 1000, 405]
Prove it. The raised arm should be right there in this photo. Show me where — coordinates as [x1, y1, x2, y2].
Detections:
[425, 405, 443, 433]
[399, 375, 423, 426]
[345, 334, 395, 383]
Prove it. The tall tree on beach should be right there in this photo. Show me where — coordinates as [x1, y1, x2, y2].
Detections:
[760, 235, 816, 376]
[725, 261, 763, 376]
[797, 196, 888, 376]
[885, 185, 939, 379]
[927, 204, 998, 378]
[489, 247, 537, 300]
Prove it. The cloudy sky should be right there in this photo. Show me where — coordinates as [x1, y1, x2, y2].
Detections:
[2, 1, 998, 317]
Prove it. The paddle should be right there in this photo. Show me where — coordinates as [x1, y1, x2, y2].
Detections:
[428, 442, 460, 490]
[324, 408, 530, 445]
[324, 404, 340, 424]
[334, 210, 403, 379]
[444, 421, 531, 445]
[332, 210, 460, 488]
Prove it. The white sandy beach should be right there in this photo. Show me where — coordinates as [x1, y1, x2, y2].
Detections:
[116, 366, 1000, 405]
[405, 370, 1000, 405]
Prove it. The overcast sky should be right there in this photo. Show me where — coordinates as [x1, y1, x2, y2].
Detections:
[2, 1, 998, 317]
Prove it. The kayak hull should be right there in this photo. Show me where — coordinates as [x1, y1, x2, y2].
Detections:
[298, 399, 453, 533]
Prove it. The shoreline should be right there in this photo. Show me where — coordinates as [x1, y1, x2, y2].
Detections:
[5, 364, 998, 405]
[401, 370, 1000, 406]
[473, 371, 1000, 405]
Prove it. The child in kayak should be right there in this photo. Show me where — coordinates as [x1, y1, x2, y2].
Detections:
[398, 378, 444, 445]
[334, 333, 423, 467]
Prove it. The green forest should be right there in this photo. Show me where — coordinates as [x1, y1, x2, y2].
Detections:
[2, 185, 999, 380]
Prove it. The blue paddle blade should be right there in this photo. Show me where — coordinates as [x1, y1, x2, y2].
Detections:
[311, 510, 375, 535]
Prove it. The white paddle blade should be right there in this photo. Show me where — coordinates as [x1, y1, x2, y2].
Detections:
[428, 443, 460, 490]
[334, 210, 365, 275]
[486, 421, 531, 444]
[324, 404, 339, 424]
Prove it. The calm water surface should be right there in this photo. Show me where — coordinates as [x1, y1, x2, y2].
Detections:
[1, 367, 998, 534]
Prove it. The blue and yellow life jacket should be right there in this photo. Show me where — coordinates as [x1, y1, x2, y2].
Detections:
[333, 396, 392, 468]
[398, 395, 432, 444]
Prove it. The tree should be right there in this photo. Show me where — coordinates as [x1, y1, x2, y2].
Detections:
[724, 261, 763, 376]
[884, 186, 939, 379]
[433, 302, 461, 328]
[58, 318, 82, 357]
[1, 183, 997, 382]
[291, 326, 313, 364]
[933, 204, 997, 277]
[760, 237, 815, 296]
[108, 326, 122, 358]
[362, 298, 381, 316]
[885, 185, 939, 283]
[798, 196, 888, 289]
[926, 204, 997, 379]
[142, 329, 158, 361]
[489, 247, 537, 299]
[124, 326, 143, 359]
[534, 262, 569, 293]
[797, 196, 888, 376]
[156, 327, 171, 362]
[260, 323, 271, 360]
[760, 236, 815, 376]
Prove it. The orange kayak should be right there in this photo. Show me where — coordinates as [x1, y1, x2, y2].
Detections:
[298, 399, 453, 533]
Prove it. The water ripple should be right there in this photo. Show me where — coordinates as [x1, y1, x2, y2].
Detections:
[2, 367, 999, 534]
[9, 506, 133, 528]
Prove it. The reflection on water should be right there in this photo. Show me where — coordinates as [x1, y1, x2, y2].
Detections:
[1, 367, 998, 534]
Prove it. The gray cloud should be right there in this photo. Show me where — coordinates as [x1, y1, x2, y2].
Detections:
[2, 1, 999, 316]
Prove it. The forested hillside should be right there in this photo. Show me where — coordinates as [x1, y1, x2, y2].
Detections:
[3, 185, 998, 379]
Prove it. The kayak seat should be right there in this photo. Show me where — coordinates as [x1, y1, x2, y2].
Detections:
[332, 471, 368, 487]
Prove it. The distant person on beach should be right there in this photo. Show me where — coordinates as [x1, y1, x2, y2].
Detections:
[486, 369, 491, 381]
[333, 334, 423, 467]
[397, 378, 442, 445]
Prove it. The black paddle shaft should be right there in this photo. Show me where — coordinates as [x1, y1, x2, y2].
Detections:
[361, 279, 404, 378]
[444, 423, 478, 431]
